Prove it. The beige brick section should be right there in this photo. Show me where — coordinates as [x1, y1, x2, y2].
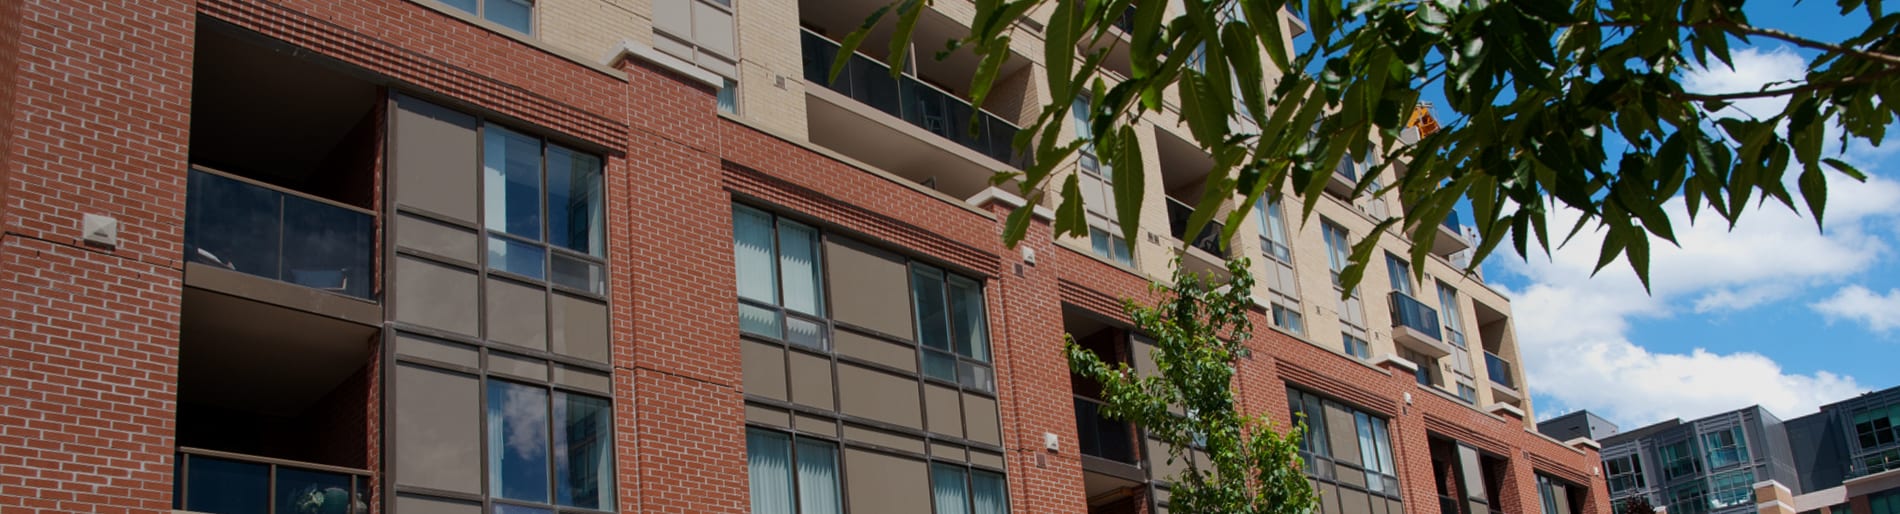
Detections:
[733, 0, 807, 136]
[540, 0, 653, 60]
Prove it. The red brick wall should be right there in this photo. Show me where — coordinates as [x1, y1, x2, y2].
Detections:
[0, 0, 195, 511]
[0, 0, 20, 226]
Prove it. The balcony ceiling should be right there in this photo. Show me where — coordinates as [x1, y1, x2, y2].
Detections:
[1155, 126, 1214, 197]
[179, 287, 376, 418]
[799, 0, 1029, 99]
[191, 26, 377, 188]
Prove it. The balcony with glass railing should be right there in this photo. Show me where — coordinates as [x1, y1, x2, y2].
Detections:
[185, 166, 375, 300]
[799, 28, 1029, 200]
[1076, 395, 1139, 465]
[1166, 198, 1227, 258]
[1485, 352, 1515, 389]
[174, 448, 370, 514]
[1429, 209, 1472, 257]
[1390, 291, 1450, 358]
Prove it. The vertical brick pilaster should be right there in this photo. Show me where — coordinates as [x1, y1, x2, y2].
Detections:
[984, 201, 1090, 512]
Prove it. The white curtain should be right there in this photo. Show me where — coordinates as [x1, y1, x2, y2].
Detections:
[971, 471, 1007, 514]
[747, 430, 793, 514]
[776, 221, 822, 316]
[733, 206, 778, 304]
[795, 440, 841, 514]
[932, 464, 968, 514]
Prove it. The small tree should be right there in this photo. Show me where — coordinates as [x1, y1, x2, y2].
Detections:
[1067, 257, 1316, 514]
[1618, 496, 1659, 514]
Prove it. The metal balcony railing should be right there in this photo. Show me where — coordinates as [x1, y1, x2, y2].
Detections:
[174, 447, 371, 514]
[185, 166, 375, 300]
[1389, 292, 1443, 340]
[1485, 352, 1516, 389]
[1166, 198, 1226, 258]
[800, 29, 1026, 166]
[1075, 396, 1138, 464]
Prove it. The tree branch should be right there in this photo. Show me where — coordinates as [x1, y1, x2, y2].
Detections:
[1670, 66, 1900, 101]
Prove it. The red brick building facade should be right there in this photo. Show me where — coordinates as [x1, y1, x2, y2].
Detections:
[0, 1, 1608, 513]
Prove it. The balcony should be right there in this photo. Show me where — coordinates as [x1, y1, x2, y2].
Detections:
[174, 448, 370, 514]
[1325, 156, 1361, 198]
[1390, 292, 1450, 358]
[1485, 351, 1523, 402]
[186, 166, 375, 300]
[1166, 198, 1226, 258]
[1432, 209, 1472, 257]
[800, 28, 1027, 199]
[1076, 396, 1138, 464]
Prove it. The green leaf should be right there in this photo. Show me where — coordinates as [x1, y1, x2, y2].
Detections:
[1799, 166, 1829, 229]
[1045, 0, 1076, 102]
[1115, 125, 1147, 247]
[1002, 192, 1039, 246]
[1338, 218, 1402, 294]
[885, 0, 926, 78]
[1823, 158, 1868, 180]
[832, 5, 893, 83]
[1056, 173, 1089, 237]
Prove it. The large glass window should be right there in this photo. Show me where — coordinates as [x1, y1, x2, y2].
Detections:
[1255, 198, 1293, 262]
[487, 380, 614, 511]
[733, 205, 827, 349]
[482, 125, 606, 294]
[1702, 427, 1748, 469]
[1871, 489, 1900, 514]
[932, 463, 1008, 514]
[1255, 198, 1303, 334]
[1660, 440, 1702, 481]
[1287, 388, 1402, 501]
[746, 429, 842, 514]
[912, 264, 994, 392]
[1605, 454, 1646, 494]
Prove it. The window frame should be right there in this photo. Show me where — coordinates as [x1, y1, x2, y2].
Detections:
[1701, 427, 1748, 470]
[1660, 439, 1703, 481]
[930, 461, 1010, 514]
[480, 124, 610, 299]
[1604, 454, 1646, 494]
[1342, 332, 1371, 360]
[1255, 198, 1303, 334]
[910, 263, 996, 393]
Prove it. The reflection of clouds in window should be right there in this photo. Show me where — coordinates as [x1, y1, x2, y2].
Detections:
[504, 384, 548, 458]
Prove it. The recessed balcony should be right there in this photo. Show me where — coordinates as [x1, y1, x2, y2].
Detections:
[1432, 209, 1471, 257]
[1485, 351, 1523, 403]
[1389, 291, 1450, 358]
[798, 26, 1030, 199]
[174, 448, 371, 514]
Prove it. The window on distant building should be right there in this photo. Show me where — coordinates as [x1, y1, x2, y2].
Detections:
[1668, 481, 1710, 514]
[1604, 454, 1646, 494]
[747, 428, 842, 514]
[1708, 469, 1754, 509]
[1702, 427, 1748, 469]
[1660, 440, 1703, 481]
[439, 0, 534, 35]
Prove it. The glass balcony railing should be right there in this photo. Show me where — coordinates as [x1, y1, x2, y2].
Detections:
[800, 29, 1026, 167]
[1389, 292, 1443, 340]
[1166, 198, 1226, 258]
[174, 448, 370, 514]
[1485, 351, 1516, 389]
[185, 167, 375, 300]
[1114, 4, 1137, 33]
[1443, 209, 1461, 232]
[1075, 396, 1138, 464]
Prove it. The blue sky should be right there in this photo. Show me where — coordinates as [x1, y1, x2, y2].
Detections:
[1402, 2, 1900, 430]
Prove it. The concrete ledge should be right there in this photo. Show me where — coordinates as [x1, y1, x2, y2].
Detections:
[1486, 402, 1526, 419]
[606, 40, 723, 88]
[967, 187, 1055, 221]
[1564, 437, 1601, 451]
[1377, 353, 1419, 373]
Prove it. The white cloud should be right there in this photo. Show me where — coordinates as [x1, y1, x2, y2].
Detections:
[1495, 47, 1899, 428]
[1812, 286, 1900, 334]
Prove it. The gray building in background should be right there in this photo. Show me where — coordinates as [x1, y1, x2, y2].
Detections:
[1593, 406, 1800, 514]
[1540, 411, 1621, 442]
[1561, 385, 1900, 514]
